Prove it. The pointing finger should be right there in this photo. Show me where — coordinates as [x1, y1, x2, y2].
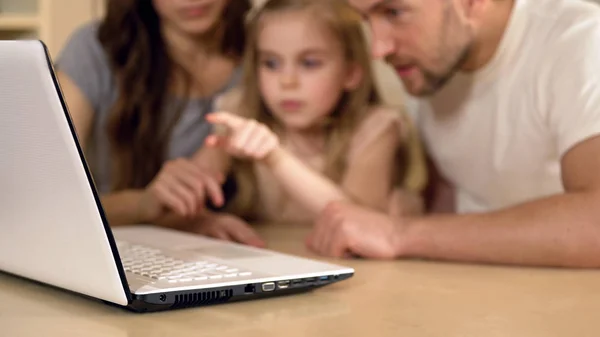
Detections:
[206, 112, 246, 130]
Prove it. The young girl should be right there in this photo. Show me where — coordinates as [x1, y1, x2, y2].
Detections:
[205, 0, 427, 224]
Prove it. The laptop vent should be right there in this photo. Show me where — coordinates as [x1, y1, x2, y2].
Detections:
[172, 289, 234, 308]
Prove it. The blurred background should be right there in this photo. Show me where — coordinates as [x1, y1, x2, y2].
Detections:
[0, 0, 406, 111]
[0, 0, 597, 113]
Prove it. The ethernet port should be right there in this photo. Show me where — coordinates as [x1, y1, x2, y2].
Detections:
[244, 284, 255, 294]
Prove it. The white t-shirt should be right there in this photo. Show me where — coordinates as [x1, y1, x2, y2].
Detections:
[413, 0, 600, 213]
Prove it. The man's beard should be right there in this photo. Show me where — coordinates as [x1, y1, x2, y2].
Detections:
[410, 0, 474, 97]
[413, 46, 470, 96]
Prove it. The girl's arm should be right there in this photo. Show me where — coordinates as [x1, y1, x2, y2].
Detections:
[338, 117, 401, 211]
[263, 147, 351, 213]
[204, 108, 404, 218]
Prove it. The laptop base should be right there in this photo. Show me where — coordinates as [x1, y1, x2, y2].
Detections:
[118, 274, 352, 313]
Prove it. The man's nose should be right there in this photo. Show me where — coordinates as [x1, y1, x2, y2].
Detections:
[369, 22, 396, 59]
[372, 37, 395, 59]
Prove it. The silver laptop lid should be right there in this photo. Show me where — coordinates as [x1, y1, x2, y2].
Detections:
[0, 40, 129, 305]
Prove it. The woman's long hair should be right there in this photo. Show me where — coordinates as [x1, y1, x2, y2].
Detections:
[98, 0, 251, 191]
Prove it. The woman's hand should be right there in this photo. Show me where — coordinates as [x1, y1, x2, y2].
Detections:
[204, 112, 280, 162]
[186, 211, 267, 248]
[139, 158, 226, 222]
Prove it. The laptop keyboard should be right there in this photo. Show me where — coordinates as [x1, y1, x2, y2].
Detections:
[116, 241, 252, 283]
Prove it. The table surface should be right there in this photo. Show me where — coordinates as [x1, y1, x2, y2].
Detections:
[2, 223, 600, 337]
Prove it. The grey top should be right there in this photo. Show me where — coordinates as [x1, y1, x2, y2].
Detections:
[56, 22, 242, 193]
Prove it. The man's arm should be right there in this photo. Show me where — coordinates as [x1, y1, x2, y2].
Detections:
[403, 135, 600, 268]
[308, 135, 600, 267]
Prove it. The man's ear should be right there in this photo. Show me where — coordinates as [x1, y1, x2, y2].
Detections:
[344, 63, 364, 90]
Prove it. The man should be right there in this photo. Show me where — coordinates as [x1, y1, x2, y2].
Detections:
[306, 0, 600, 268]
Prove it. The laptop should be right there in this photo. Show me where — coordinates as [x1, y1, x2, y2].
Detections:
[0, 40, 354, 313]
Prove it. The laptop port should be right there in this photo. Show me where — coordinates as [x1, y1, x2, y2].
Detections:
[305, 277, 317, 283]
[277, 280, 290, 289]
[262, 282, 275, 292]
[244, 284, 255, 294]
[291, 279, 303, 286]
[319, 276, 330, 281]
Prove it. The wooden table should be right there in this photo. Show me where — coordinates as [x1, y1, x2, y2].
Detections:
[2, 224, 600, 337]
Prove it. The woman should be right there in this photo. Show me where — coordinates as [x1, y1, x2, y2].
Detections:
[56, 0, 265, 247]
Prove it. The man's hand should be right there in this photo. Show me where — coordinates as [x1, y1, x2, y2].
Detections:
[188, 212, 267, 248]
[306, 201, 406, 259]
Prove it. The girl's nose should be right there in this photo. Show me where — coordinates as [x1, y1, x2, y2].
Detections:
[280, 68, 299, 88]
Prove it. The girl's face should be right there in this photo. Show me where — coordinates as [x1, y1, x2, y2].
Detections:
[153, 0, 229, 36]
[257, 9, 362, 132]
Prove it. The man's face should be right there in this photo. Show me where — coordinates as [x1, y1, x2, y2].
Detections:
[349, 0, 474, 96]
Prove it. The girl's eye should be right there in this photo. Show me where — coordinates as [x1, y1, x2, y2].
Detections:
[260, 58, 279, 70]
[302, 58, 322, 69]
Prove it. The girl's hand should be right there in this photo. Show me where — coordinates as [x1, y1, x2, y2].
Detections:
[205, 112, 280, 162]
[139, 158, 226, 222]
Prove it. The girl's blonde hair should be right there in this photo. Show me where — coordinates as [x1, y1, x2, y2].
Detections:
[226, 0, 426, 219]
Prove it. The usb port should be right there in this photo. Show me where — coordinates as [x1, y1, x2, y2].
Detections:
[262, 282, 275, 292]
[305, 277, 317, 283]
[319, 276, 330, 281]
[277, 280, 290, 289]
[291, 279, 303, 286]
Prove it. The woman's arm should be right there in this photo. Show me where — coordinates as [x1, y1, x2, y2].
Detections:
[191, 87, 245, 174]
[191, 145, 233, 177]
[59, 71, 225, 226]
